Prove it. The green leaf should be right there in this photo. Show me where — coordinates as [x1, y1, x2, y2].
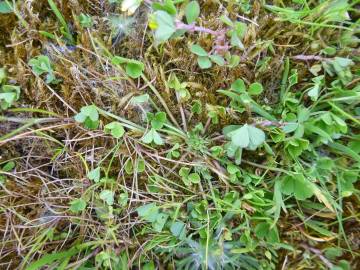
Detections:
[87, 167, 101, 182]
[170, 221, 187, 239]
[0, 1, 12, 14]
[191, 100, 202, 114]
[255, 222, 270, 238]
[179, 167, 190, 177]
[78, 13, 93, 28]
[185, 1, 200, 24]
[153, 213, 169, 232]
[231, 79, 246, 93]
[230, 32, 244, 49]
[197, 56, 212, 69]
[69, 198, 87, 213]
[153, 10, 176, 42]
[2, 161, 15, 172]
[281, 174, 314, 200]
[136, 158, 145, 173]
[190, 44, 208, 56]
[75, 105, 99, 129]
[188, 173, 200, 183]
[29, 55, 58, 84]
[209, 54, 225, 66]
[226, 124, 265, 150]
[142, 128, 163, 145]
[77, 105, 99, 121]
[99, 190, 114, 206]
[0, 68, 6, 83]
[125, 159, 133, 174]
[126, 61, 144, 78]
[228, 125, 249, 148]
[25, 248, 79, 270]
[248, 82, 263, 95]
[152, 0, 177, 15]
[247, 125, 266, 150]
[137, 203, 159, 222]
[130, 94, 149, 105]
[282, 122, 298, 133]
[151, 112, 167, 129]
[104, 122, 125, 139]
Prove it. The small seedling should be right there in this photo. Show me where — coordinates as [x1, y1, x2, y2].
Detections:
[179, 167, 201, 186]
[29, 55, 58, 84]
[74, 105, 99, 129]
[78, 13, 93, 28]
[190, 44, 225, 69]
[167, 73, 190, 101]
[104, 122, 125, 139]
[0, 85, 20, 110]
[142, 112, 167, 145]
[137, 203, 169, 232]
[112, 56, 144, 78]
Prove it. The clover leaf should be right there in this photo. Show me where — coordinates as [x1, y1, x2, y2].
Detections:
[29, 55, 58, 84]
[190, 44, 224, 69]
[112, 56, 144, 78]
[281, 174, 314, 200]
[87, 167, 101, 182]
[0, 85, 20, 110]
[104, 122, 125, 139]
[142, 128, 164, 145]
[78, 13, 93, 28]
[69, 198, 87, 213]
[185, 1, 200, 24]
[152, 10, 176, 42]
[74, 105, 99, 129]
[225, 124, 266, 150]
[179, 167, 201, 186]
[99, 190, 115, 206]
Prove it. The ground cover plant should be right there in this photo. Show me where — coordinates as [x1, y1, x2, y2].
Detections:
[0, 0, 359, 269]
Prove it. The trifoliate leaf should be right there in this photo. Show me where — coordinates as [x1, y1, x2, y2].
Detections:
[281, 174, 314, 200]
[104, 122, 125, 139]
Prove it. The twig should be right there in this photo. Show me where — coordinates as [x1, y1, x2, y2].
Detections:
[292, 55, 326, 61]
[300, 244, 334, 269]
